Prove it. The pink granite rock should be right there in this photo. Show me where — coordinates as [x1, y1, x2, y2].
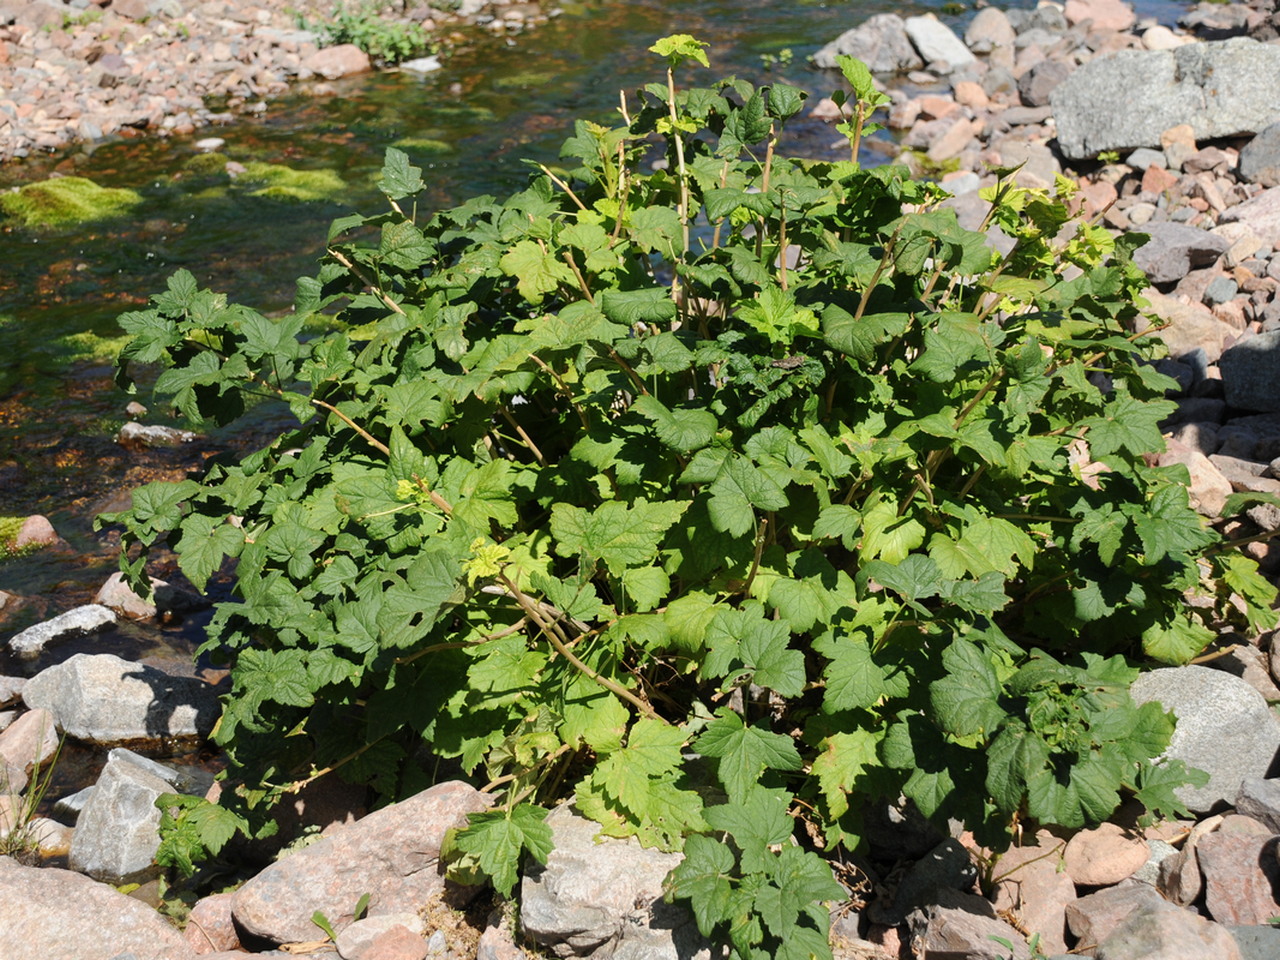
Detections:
[0, 858, 191, 960]
[992, 833, 1074, 954]
[231, 780, 491, 944]
[184, 891, 240, 955]
[1064, 0, 1136, 31]
[1063, 823, 1149, 886]
[302, 43, 371, 80]
[1197, 829, 1280, 925]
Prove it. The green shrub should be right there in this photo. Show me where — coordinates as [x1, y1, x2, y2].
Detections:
[314, 2, 432, 65]
[107, 41, 1274, 959]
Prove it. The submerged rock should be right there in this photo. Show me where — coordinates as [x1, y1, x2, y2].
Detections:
[8, 605, 117, 659]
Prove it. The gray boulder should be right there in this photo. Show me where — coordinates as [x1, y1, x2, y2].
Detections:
[231, 780, 490, 945]
[1052, 38, 1280, 160]
[1133, 222, 1230, 285]
[1018, 59, 1074, 109]
[1095, 899, 1242, 959]
[904, 15, 976, 71]
[0, 676, 23, 708]
[8, 604, 115, 658]
[0, 856, 191, 960]
[21, 653, 219, 744]
[520, 804, 714, 959]
[1239, 122, 1280, 187]
[965, 7, 1016, 54]
[1130, 665, 1280, 813]
[1230, 925, 1280, 960]
[68, 750, 174, 884]
[875, 839, 977, 925]
[1221, 331, 1280, 412]
[812, 14, 923, 73]
[1234, 777, 1280, 834]
[907, 887, 1029, 959]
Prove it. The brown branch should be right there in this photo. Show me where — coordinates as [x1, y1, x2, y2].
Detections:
[538, 163, 588, 212]
[499, 573, 658, 719]
[326, 247, 406, 317]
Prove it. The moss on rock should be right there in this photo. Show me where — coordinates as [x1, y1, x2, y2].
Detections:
[239, 162, 346, 202]
[391, 137, 454, 156]
[0, 177, 143, 228]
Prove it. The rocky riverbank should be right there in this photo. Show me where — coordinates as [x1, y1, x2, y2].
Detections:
[0, 0, 553, 163]
[9, 0, 1280, 958]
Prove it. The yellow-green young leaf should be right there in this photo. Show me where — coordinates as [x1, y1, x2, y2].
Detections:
[1218, 552, 1280, 634]
[1141, 616, 1215, 664]
[812, 728, 882, 819]
[560, 674, 628, 753]
[621, 565, 671, 613]
[650, 33, 710, 69]
[861, 496, 925, 564]
[664, 591, 721, 653]
[499, 239, 575, 302]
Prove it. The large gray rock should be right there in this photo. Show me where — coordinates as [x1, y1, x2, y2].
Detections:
[520, 805, 713, 959]
[1130, 666, 1280, 813]
[1235, 777, 1280, 833]
[1095, 899, 1242, 960]
[965, 7, 1016, 54]
[1052, 38, 1280, 159]
[68, 750, 173, 884]
[231, 780, 490, 945]
[812, 14, 923, 72]
[1134, 222, 1231, 286]
[1239, 122, 1280, 187]
[7, 604, 115, 658]
[875, 839, 977, 924]
[0, 856, 191, 960]
[1229, 925, 1280, 960]
[1221, 331, 1280, 412]
[904, 15, 976, 71]
[907, 887, 1029, 960]
[21, 653, 219, 744]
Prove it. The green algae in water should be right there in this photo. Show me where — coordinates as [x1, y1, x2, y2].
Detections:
[492, 70, 557, 90]
[426, 105, 496, 123]
[239, 162, 347, 202]
[173, 158, 347, 202]
[391, 137, 454, 156]
[0, 177, 143, 228]
[182, 152, 233, 176]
